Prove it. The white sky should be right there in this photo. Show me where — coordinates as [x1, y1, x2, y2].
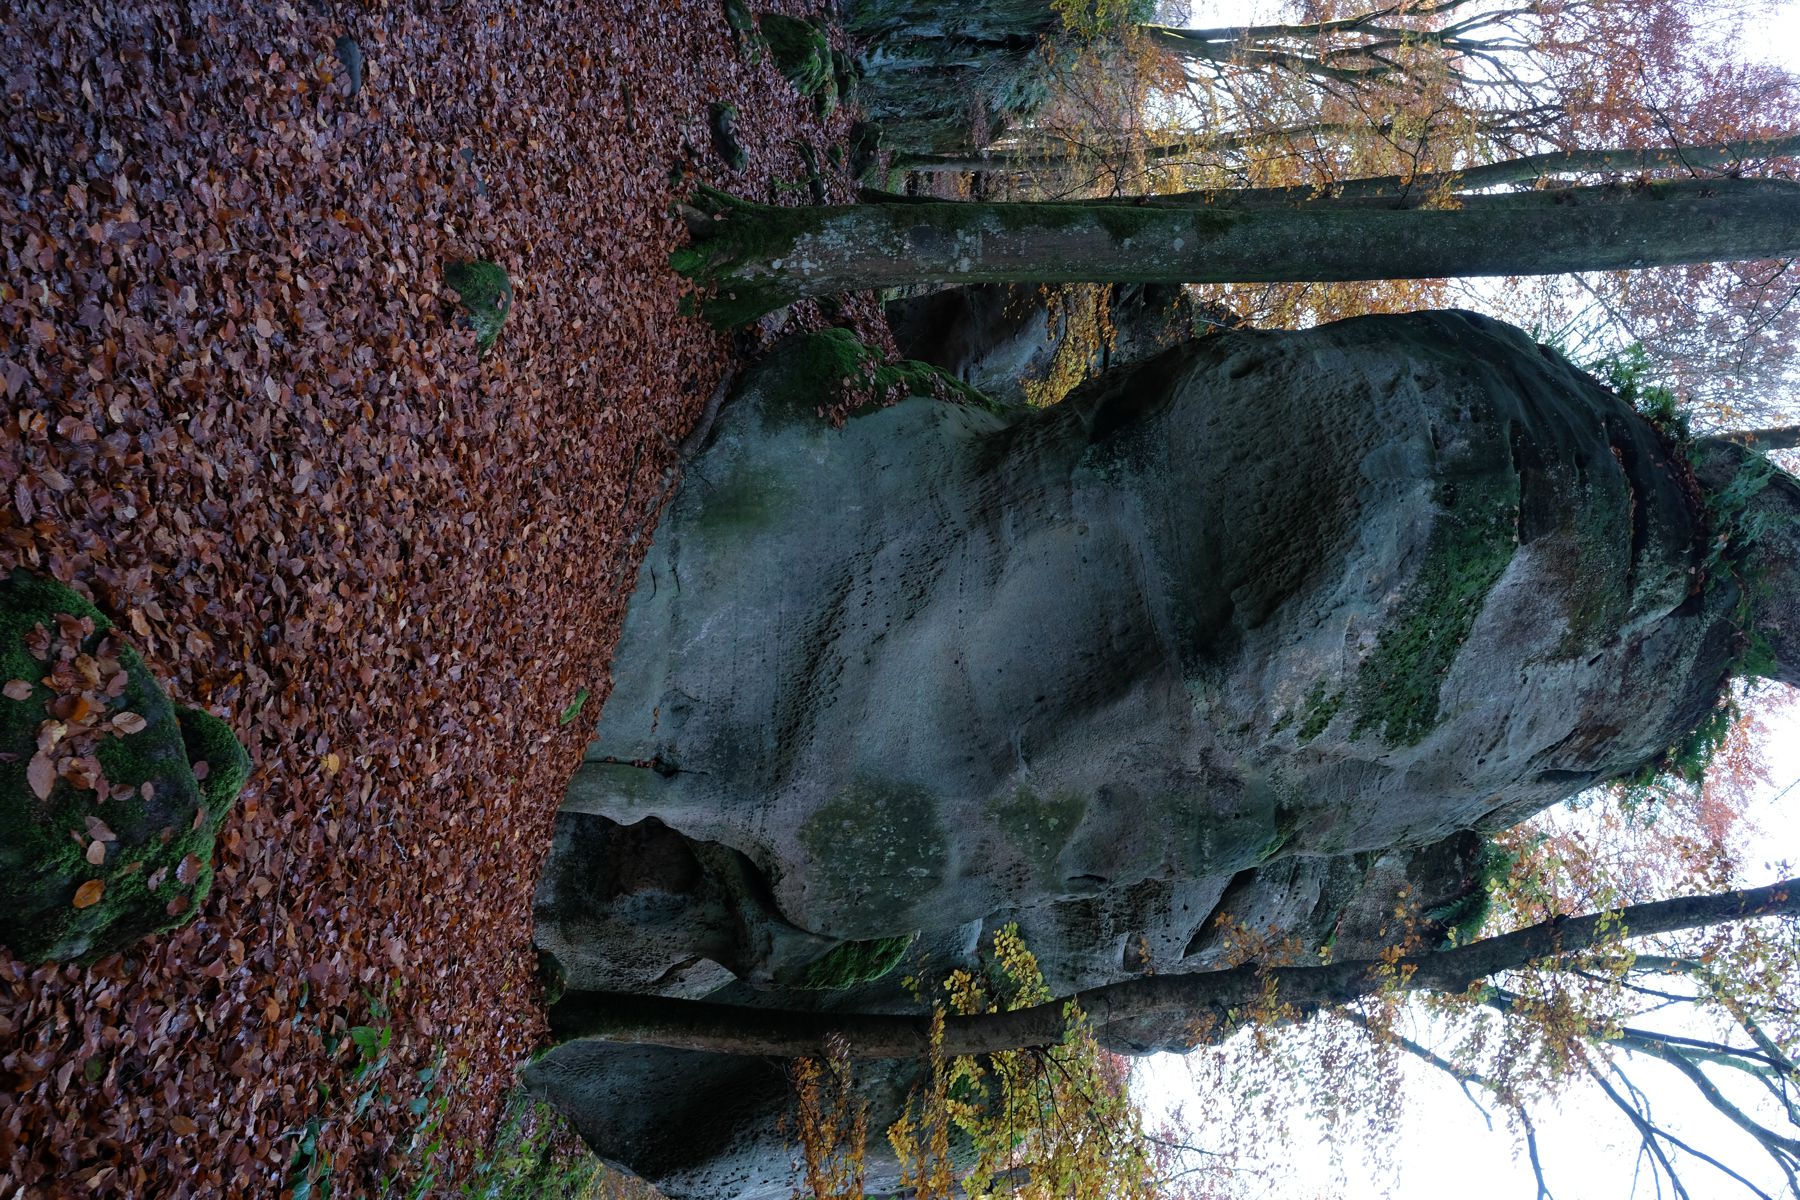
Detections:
[1137, 724, 1800, 1198]
[1132, 3, 1800, 1195]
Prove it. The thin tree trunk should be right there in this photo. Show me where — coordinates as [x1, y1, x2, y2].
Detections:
[890, 123, 1397, 173]
[1719, 425, 1800, 451]
[679, 176, 1800, 323]
[1133, 135, 1800, 206]
[548, 876, 1800, 1059]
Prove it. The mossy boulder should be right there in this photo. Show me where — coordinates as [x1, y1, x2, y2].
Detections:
[444, 259, 513, 353]
[759, 14, 833, 106]
[706, 102, 749, 173]
[0, 571, 250, 963]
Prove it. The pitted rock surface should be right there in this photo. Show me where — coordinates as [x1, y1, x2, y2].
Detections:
[530, 310, 1800, 1197]
[547, 310, 1748, 1000]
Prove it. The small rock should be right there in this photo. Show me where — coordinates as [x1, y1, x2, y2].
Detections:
[443, 259, 513, 353]
[708, 102, 748, 173]
[0, 571, 249, 963]
[333, 35, 363, 97]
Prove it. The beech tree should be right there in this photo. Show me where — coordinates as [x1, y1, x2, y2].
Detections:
[674, 135, 1800, 324]
[550, 869, 1800, 1196]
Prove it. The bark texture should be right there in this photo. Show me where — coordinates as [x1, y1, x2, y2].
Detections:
[683, 177, 1800, 321]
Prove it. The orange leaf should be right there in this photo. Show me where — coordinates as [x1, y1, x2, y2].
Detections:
[72, 879, 104, 909]
[169, 1115, 198, 1136]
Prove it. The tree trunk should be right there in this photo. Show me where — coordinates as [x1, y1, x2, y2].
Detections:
[548, 876, 1800, 1060]
[1135, 135, 1800, 206]
[889, 123, 1397, 173]
[1720, 424, 1800, 451]
[678, 176, 1800, 323]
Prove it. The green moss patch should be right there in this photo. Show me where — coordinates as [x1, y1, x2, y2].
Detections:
[1296, 682, 1344, 743]
[1353, 474, 1519, 746]
[444, 259, 513, 352]
[759, 14, 833, 106]
[797, 932, 918, 989]
[776, 327, 996, 416]
[0, 570, 249, 962]
[797, 776, 949, 926]
[988, 785, 1086, 886]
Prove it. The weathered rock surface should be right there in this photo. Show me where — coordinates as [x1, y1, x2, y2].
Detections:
[531, 310, 1799, 1195]
[885, 281, 1229, 406]
[524, 1040, 930, 1200]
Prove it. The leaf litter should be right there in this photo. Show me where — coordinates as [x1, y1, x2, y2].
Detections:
[0, 0, 886, 1193]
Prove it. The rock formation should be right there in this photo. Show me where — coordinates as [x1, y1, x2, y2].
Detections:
[528, 309, 1799, 1196]
[885, 281, 1231, 406]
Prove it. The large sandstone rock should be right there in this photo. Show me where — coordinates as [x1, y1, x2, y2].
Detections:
[531, 310, 1799, 1194]
[553, 309, 1753, 987]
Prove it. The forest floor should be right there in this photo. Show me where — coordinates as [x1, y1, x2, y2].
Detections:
[0, 1, 886, 1195]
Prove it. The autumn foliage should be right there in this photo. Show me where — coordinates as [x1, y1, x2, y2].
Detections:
[0, 0, 878, 1194]
[931, 0, 1800, 424]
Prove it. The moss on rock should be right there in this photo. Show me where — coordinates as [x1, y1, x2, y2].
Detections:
[444, 259, 513, 352]
[759, 14, 833, 101]
[0, 571, 249, 962]
[797, 777, 949, 929]
[786, 327, 995, 412]
[1353, 473, 1519, 746]
[1296, 681, 1344, 743]
[796, 932, 918, 990]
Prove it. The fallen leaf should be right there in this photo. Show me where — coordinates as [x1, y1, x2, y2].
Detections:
[72, 879, 104, 909]
[176, 854, 202, 885]
[85, 840, 107, 866]
[324, 751, 342, 774]
[2, 679, 33, 701]
[169, 1115, 198, 1136]
[27, 752, 56, 799]
[113, 711, 148, 735]
[59, 757, 98, 790]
